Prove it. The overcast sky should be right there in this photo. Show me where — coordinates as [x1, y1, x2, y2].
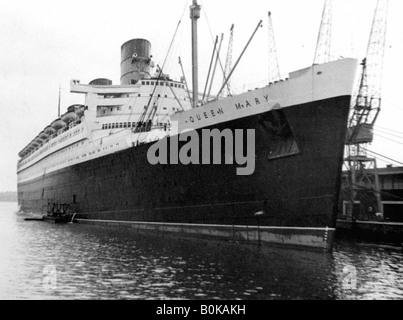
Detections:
[1, 0, 402, 192]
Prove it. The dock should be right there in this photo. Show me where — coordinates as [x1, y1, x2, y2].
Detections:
[336, 219, 403, 244]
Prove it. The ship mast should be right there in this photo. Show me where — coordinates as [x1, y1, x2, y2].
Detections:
[190, 0, 201, 108]
[58, 84, 61, 117]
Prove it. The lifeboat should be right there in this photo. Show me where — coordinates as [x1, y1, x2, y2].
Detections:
[35, 135, 43, 145]
[31, 140, 39, 147]
[67, 105, 76, 113]
[26, 144, 35, 153]
[39, 131, 48, 140]
[73, 104, 85, 118]
[61, 111, 78, 123]
[44, 126, 56, 135]
[51, 118, 66, 131]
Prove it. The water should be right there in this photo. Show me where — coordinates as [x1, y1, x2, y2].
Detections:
[0, 202, 402, 300]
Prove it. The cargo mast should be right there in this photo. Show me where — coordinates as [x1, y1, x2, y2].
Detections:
[344, 0, 389, 220]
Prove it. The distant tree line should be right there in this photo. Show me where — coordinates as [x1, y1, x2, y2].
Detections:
[0, 192, 17, 202]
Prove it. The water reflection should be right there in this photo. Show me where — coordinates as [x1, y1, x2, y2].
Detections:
[0, 202, 402, 300]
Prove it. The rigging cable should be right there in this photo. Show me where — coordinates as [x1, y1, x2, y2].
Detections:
[363, 147, 403, 166]
[137, 16, 184, 132]
[374, 125, 403, 136]
[351, 183, 403, 202]
[373, 132, 403, 146]
[201, 0, 228, 95]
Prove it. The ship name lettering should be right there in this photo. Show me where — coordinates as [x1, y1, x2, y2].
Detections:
[189, 108, 224, 123]
[235, 96, 269, 110]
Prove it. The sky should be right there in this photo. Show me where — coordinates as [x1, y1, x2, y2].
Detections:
[0, 0, 402, 192]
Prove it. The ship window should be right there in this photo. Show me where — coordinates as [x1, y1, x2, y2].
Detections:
[112, 124, 115, 129]
[132, 122, 136, 128]
[138, 94, 141, 97]
[146, 81, 150, 85]
[117, 107, 121, 111]
[160, 82, 164, 86]
[174, 84, 177, 88]
[170, 83, 173, 87]
[151, 82, 154, 85]
[142, 81, 145, 85]
[110, 108, 113, 112]
[124, 123, 127, 128]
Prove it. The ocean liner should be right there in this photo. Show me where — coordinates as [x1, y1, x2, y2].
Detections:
[17, 1, 359, 251]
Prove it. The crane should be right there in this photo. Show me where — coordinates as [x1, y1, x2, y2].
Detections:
[221, 24, 234, 97]
[267, 11, 280, 83]
[344, 0, 389, 221]
[314, 0, 333, 65]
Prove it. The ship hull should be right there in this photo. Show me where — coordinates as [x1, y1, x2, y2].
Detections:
[18, 95, 351, 251]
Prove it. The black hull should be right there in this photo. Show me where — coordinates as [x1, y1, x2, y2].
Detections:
[18, 96, 351, 251]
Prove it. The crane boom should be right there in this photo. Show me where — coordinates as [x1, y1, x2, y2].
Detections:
[267, 11, 280, 83]
[221, 24, 234, 97]
[347, 0, 389, 146]
[344, 0, 389, 222]
[314, 0, 333, 65]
